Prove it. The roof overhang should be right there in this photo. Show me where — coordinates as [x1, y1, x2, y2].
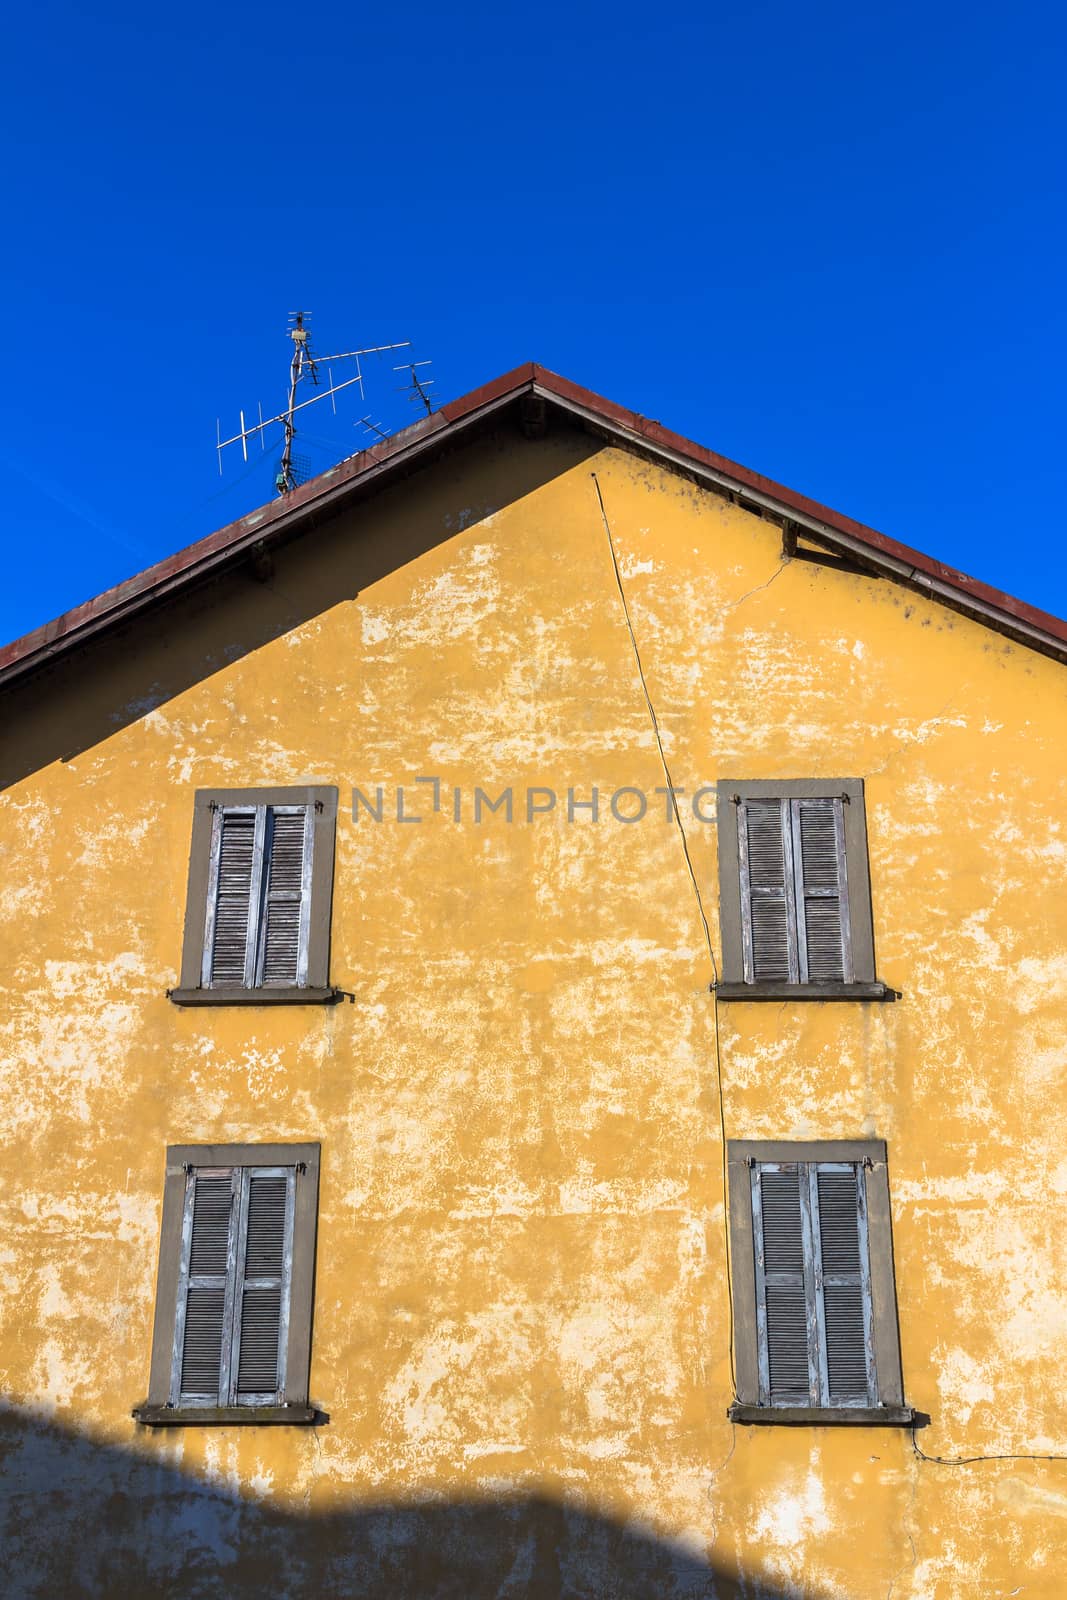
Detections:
[3, 361, 1066, 689]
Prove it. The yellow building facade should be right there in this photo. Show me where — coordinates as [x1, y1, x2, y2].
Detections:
[1, 367, 1065, 1596]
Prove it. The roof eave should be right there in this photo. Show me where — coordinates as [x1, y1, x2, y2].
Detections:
[532, 373, 1067, 664]
[2, 359, 1065, 688]
[0, 365, 540, 689]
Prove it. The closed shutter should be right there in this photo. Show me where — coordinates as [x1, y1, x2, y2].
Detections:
[177, 1170, 236, 1401]
[738, 799, 797, 981]
[792, 798, 852, 983]
[260, 811, 311, 986]
[206, 811, 260, 984]
[812, 1165, 875, 1404]
[233, 1174, 291, 1398]
[172, 1165, 295, 1407]
[202, 804, 312, 988]
[753, 1165, 815, 1404]
[737, 795, 853, 984]
[752, 1160, 876, 1408]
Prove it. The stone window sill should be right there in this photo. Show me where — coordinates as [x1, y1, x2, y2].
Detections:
[714, 981, 896, 1002]
[728, 1403, 915, 1426]
[168, 986, 343, 1007]
[132, 1404, 324, 1426]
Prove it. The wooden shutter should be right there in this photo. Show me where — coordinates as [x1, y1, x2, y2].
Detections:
[752, 1160, 876, 1408]
[259, 810, 312, 986]
[205, 810, 261, 985]
[812, 1164, 875, 1404]
[737, 795, 853, 984]
[752, 1164, 816, 1404]
[171, 1165, 295, 1407]
[175, 1169, 237, 1402]
[792, 798, 853, 983]
[231, 1172, 293, 1401]
[738, 799, 797, 981]
[202, 804, 313, 988]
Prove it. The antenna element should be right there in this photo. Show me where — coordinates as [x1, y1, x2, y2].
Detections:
[217, 313, 416, 493]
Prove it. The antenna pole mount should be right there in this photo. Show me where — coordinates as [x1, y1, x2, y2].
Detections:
[215, 315, 419, 494]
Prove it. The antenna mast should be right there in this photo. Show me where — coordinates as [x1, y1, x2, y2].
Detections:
[395, 360, 436, 417]
[279, 311, 314, 493]
[217, 313, 415, 494]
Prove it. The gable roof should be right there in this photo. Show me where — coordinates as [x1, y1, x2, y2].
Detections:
[3, 361, 1066, 688]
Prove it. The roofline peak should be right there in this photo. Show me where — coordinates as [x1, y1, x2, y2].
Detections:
[2, 364, 1066, 687]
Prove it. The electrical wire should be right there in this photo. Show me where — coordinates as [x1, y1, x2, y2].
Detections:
[910, 1429, 1067, 1467]
[594, 471, 1066, 1450]
[591, 474, 718, 984]
[204, 422, 353, 512]
[201, 442, 278, 508]
[592, 471, 737, 1398]
[712, 996, 737, 1398]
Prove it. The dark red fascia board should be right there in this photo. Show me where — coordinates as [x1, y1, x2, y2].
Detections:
[534, 368, 1067, 652]
[2, 361, 1066, 688]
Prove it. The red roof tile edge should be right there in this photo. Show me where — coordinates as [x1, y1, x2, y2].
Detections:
[2, 361, 1065, 686]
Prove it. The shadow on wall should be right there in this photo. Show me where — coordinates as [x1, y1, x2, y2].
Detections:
[0, 1404, 798, 1600]
[0, 425, 601, 791]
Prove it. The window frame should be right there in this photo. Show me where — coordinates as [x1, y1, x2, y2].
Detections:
[171, 785, 338, 1006]
[715, 777, 887, 1000]
[134, 1142, 321, 1426]
[726, 1138, 912, 1425]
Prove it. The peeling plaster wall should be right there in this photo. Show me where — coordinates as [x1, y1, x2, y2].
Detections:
[1, 430, 1065, 1596]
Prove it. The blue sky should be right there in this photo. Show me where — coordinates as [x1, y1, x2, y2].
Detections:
[3, 1, 1064, 645]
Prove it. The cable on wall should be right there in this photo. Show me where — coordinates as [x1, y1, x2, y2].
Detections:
[591, 474, 718, 985]
[592, 471, 736, 1398]
[910, 1429, 1067, 1467]
[593, 476, 1065, 1458]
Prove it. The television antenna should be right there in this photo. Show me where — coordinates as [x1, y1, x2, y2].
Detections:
[216, 313, 413, 493]
[357, 415, 391, 442]
[395, 360, 436, 417]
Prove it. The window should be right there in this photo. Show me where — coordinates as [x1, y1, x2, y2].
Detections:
[134, 1143, 320, 1425]
[715, 778, 887, 999]
[726, 1140, 911, 1424]
[171, 786, 338, 1004]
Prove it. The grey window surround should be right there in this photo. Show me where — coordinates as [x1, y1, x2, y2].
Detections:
[134, 1142, 320, 1427]
[726, 1139, 912, 1426]
[171, 786, 338, 1006]
[715, 778, 887, 1000]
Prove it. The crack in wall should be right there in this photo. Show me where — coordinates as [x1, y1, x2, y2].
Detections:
[718, 559, 791, 619]
[864, 685, 966, 782]
[885, 1453, 921, 1600]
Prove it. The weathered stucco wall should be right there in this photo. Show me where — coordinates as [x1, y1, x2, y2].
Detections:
[1, 427, 1065, 1596]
